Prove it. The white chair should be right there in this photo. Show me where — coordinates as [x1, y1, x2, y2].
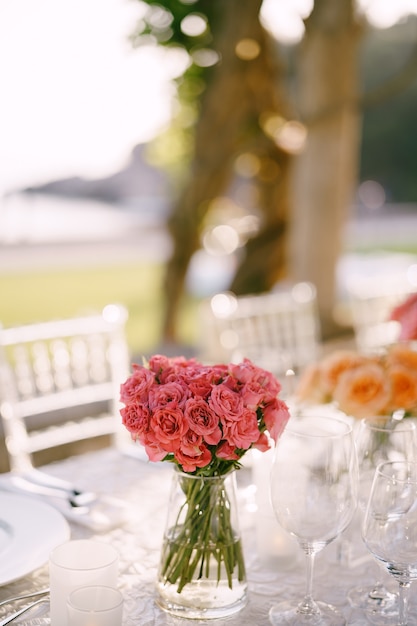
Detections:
[346, 278, 417, 353]
[198, 282, 322, 393]
[0, 304, 131, 473]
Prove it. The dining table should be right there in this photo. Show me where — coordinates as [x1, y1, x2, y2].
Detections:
[0, 444, 415, 626]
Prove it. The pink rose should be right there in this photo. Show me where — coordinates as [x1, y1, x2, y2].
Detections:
[120, 402, 150, 439]
[143, 439, 167, 462]
[240, 380, 267, 410]
[216, 441, 240, 461]
[223, 408, 260, 450]
[165, 358, 202, 384]
[148, 354, 172, 374]
[184, 397, 222, 445]
[148, 355, 181, 383]
[172, 357, 200, 369]
[229, 359, 281, 399]
[148, 381, 189, 410]
[263, 397, 290, 443]
[175, 445, 212, 472]
[120, 364, 154, 404]
[187, 370, 216, 398]
[150, 406, 189, 452]
[252, 432, 271, 452]
[208, 364, 229, 383]
[209, 383, 244, 423]
[179, 428, 204, 456]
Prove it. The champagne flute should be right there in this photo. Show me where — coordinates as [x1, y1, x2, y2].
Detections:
[269, 415, 358, 626]
[348, 417, 417, 621]
[362, 460, 417, 626]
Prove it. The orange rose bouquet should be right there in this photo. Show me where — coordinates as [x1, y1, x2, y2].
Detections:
[295, 344, 417, 421]
[120, 355, 290, 596]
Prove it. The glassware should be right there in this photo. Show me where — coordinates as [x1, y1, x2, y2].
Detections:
[348, 417, 417, 622]
[67, 586, 123, 626]
[49, 540, 119, 626]
[156, 469, 247, 619]
[269, 415, 358, 625]
[362, 460, 417, 626]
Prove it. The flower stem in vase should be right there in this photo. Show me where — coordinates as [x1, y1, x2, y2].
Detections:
[156, 470, 247, 619]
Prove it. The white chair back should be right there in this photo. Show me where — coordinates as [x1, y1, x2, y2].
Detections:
[0, 304, 131, 472]
[346, 278, 417, 353]
[198, 282, 321, 391]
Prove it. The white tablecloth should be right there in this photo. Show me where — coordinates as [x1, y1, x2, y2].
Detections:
[0, 447, 415, 625]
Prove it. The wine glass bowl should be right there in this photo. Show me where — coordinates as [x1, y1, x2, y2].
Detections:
[362, 460, 417, 626]
[348, 417, 417, 621]
[356, 418, 417, 512]
[269, 415, 358, 626]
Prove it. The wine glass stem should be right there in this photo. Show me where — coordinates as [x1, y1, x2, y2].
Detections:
[298, 550, 320, 615]
[398, 581, 410, 626]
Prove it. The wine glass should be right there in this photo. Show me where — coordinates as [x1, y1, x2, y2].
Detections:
[269, 415, 358, 626]
[348, 417, 417, 622]
[362, 460, 417, 626]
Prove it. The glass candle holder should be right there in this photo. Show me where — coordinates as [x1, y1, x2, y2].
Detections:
[49, 539, 119, 626]
[67, 585, 123, 626]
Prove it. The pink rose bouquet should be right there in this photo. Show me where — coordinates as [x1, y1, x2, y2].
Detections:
[295, 344, 417, 421]
[120, 354, 290, 474]
[120, 355, 290, 593]
[389, 292, 417, 341]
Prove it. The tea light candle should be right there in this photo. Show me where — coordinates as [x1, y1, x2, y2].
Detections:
[49, 540, 119, 626]
[252, 448, 299, 568]
[67, 586, 123, 626]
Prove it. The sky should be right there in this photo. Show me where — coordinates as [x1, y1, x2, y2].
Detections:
[0, 0, 183, 194]
[1, 0, 417, 196]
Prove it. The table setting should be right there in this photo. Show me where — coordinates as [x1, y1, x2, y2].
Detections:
[0, 447, 416, 625]
[1, 345, 417, 625]
[0, 469, 128, 533]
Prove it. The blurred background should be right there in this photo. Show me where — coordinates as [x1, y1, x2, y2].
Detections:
[1, 0, 417, 359]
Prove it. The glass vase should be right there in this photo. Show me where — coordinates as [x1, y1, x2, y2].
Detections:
[156, 468, 247, 619]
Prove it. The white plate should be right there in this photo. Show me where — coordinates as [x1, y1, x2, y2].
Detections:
[0, 491, 70, 585]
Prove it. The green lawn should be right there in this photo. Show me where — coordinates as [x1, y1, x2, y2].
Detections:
[2, 242, 415, 359]
[0, 263, 200, 357]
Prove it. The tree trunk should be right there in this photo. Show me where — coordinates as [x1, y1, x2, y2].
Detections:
[161, 0, 291, 342]
[288, 0, 364, 338]
[228, 37, 293, 295]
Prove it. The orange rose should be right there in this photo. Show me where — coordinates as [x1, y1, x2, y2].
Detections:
[319, 350, 370, 395]
[295, 363, 327, 404]
[385, 344, 417, 372]
[333, 362, 391, 419]
[385, 364, 417, 413]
